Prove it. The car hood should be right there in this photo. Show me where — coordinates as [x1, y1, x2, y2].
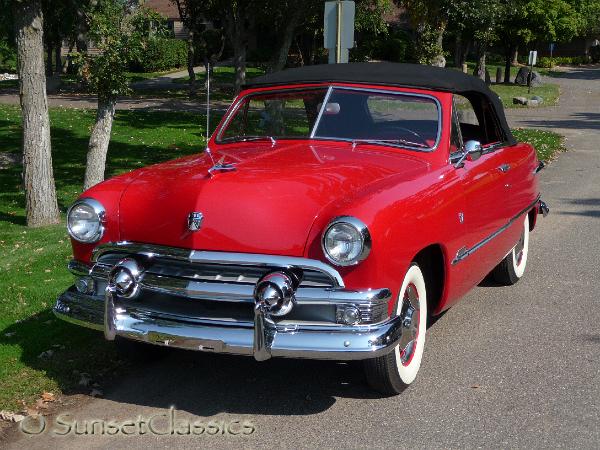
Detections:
[118, 141, 429, 256]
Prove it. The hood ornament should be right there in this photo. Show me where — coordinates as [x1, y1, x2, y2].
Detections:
[187, 212, 204, 232]
[208, 155, 236, 175]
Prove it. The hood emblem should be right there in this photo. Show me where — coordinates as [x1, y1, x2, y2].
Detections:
[187, 212, 204, 232]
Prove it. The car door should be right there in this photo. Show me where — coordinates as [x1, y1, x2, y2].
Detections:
[452, 95, 514, 281]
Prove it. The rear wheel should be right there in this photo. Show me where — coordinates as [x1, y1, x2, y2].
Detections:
[364, 263, 427, 395]
[491, 214, 529, 285]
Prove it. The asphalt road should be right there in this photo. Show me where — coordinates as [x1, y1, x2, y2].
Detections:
[6, 66, 600, 449]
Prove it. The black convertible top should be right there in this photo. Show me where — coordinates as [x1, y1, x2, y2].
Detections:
[246, 62, 514, 144]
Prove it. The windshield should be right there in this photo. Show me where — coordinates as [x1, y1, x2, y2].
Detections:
[218, 87, 440, 150]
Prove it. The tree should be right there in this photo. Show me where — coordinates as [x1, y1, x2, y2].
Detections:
[448, 0, 503, 81]
[496, 0, 583, 82]
[74, 0, 144, 190]
[12, 0, 60, 226]
[395, 0, 451, 66]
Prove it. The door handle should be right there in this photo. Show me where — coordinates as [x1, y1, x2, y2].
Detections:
[498, 164, 511, 173]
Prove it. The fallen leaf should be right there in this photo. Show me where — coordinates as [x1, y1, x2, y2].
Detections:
[0, 410, 25, 423]
[41, 392, 55, 402]
[471, 384, 481, 389]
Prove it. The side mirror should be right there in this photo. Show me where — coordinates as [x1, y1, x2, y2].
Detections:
[453, 140, 483, 168]
[464, 140, 483, 162]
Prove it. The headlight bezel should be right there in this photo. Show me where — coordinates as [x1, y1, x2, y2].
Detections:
[321, 216, 372, 267]
[66, 198, 106, 244]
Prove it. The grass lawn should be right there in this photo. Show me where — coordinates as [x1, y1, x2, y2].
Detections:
[0, 104, 218, 412]
[125, 69, 184, 83]
[172, 66, 265, 85]
[512, 128, 566, 161]
[490, 82, 560, 109]
[0, 102, 563, 412]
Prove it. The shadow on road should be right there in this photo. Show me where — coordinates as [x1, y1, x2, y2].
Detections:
[516, 112, 600, 131]
[544, 66, 600, 80]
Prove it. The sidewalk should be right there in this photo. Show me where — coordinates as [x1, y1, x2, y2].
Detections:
[130, 65, 206, 90]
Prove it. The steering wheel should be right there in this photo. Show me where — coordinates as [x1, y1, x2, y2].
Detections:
[377, 125, 429, 146]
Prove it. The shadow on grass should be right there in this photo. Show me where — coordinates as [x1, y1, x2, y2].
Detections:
[0, 309, 126, 405]
[1, 299, 453, 416]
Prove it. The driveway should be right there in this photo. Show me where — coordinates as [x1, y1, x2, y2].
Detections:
[4, 66, 600, 449]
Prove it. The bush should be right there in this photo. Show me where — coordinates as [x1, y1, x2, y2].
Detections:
[590, 45, 600, 64]
[537, 57, 555, 68]
[0, 40, 17, 73]
[536, 55, 590, 68]
[132, 37, 187, 72]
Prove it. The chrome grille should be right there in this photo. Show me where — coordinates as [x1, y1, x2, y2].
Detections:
[94, 253, 335, 289]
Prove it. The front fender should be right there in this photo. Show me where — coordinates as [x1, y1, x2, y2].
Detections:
[305, 165, 465, 314]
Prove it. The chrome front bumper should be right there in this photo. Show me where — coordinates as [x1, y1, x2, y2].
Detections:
[54, 243, 400, 361]
[54, 289, 402, 360]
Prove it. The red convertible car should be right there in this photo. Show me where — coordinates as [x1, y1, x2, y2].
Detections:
[55, 63, 548, 394]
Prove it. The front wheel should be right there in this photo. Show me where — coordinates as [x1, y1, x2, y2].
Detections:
[363, 263, 427, 395]
[491, 214, 530, 285]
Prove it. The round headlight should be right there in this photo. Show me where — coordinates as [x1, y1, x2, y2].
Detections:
[322, 216, 371, 266]
[67, 198, 105, 243]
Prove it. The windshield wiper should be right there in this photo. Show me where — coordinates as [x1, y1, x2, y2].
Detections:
[222, 135, 277, 146]
[351, 138, 430, 149]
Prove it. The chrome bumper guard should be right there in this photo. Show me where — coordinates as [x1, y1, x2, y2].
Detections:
[55, 244, 399, 361]
[538, 199, 550, 217]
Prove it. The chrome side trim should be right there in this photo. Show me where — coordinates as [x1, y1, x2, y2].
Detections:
[452, 196, 540, 265]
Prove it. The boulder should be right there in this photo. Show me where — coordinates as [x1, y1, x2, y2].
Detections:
[526, 99, 540, 107]
[515, 67, 543, 86]
[515, 67, 529, 85]
[531, 95, 544, 104]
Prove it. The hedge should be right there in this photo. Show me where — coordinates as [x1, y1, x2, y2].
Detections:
[132, 38, 188, 72]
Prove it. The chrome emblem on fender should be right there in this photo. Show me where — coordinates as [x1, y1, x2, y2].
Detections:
[187, 212, 204, 232]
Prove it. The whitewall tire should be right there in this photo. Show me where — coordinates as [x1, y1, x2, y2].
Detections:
[492, 214, 530, 285]
[364, 263, 427, 395]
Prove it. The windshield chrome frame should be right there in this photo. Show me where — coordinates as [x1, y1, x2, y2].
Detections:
[216, 84, 442, 152]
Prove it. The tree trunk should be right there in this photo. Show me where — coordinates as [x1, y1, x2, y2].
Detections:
[13, 0, 60, 227]
[186, 30, 196, 95]
[84, 98, 116, 191]
[511, 45, 519, 65]
[233, 39, 246, 94]
[475, 44, 487, 81]
[460, 39, 471, 67]
[268, 10, 302, 73]
[454, 34, 462, 68]
[504, 44, 515, 84]
[54, 44, 61, 74]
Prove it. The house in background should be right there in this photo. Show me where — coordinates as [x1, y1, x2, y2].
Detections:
[143, 0, 188, 39]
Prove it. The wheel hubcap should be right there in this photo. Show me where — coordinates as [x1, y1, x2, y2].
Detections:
[398, 283, 420, 366]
